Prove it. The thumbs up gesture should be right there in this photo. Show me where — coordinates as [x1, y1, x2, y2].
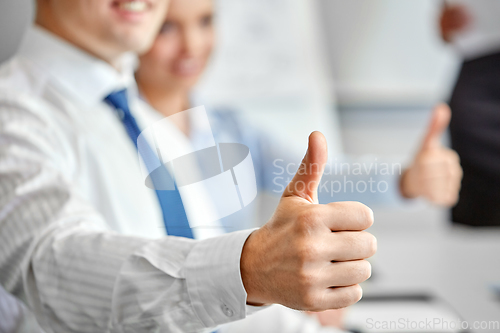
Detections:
[240, 132, 376, 311]
[400, 104, 462, 206]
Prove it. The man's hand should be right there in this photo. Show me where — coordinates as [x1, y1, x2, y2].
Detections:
[240, 132, 376, 311]
[439, 3, 470, 42]
[400, 104, 462, 206]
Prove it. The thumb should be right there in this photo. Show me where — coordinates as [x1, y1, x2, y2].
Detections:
[421, 103, 451, 151]
[283, 131, 328, 203]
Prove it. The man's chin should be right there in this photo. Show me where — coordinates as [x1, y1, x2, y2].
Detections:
[134, 40, 156, 55]
[113, 33, 156, 55]
[122, 31, 157, 54]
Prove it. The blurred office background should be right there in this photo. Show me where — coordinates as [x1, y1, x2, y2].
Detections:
[0, 0, 460, 159]
[1, 1, 498, 332]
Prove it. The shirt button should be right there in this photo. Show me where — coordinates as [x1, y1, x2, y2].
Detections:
[220, 303, 234, 317]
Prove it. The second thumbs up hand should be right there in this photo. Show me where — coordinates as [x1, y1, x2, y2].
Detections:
[400, 104, 463, 206]
[240, 131, 376, 311]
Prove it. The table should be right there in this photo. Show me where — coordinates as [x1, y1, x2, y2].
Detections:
[347, 204, 500, 332]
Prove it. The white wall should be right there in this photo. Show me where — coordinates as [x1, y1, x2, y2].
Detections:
[317, 0, 461, 106]
[195, 0, 343, 156]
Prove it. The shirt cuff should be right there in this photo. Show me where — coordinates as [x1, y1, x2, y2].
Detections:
[185, 228, 258, 327]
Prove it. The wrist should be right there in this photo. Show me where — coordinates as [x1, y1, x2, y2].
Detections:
[240, 228, 269, 306]
[400, 168, 418, 199]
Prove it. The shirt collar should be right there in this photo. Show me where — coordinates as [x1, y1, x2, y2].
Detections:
[17, 25, 138, 106]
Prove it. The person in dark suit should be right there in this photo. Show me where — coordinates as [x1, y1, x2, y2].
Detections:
[440, 1, 500, 226]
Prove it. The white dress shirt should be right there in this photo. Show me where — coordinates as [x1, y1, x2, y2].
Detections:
[0, 25, 256, 333]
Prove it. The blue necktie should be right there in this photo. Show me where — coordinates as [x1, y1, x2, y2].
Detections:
[105, 89, 194, 239]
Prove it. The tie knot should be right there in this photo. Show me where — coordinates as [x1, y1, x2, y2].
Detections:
[104, 89, 131, 116]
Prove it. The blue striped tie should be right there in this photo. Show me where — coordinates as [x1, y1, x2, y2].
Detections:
[105, 89, 194, 239]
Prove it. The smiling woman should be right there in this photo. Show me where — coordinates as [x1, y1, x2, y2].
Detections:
[135, 0, 215, 135]
[136, 0, 214, 104]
